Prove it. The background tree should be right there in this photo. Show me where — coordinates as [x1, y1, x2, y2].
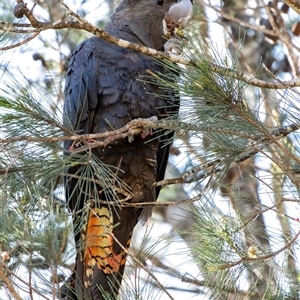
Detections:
[1, 0, 300, 299]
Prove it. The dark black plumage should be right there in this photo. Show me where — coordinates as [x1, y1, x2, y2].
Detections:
[63, 0, 189, 299]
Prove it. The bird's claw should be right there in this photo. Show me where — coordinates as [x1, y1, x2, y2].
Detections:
[164, 37, 183, 55]
[140, 126, 153, 139]
[128, 130, 134, 143]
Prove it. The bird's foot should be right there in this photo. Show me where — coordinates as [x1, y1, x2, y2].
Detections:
[164, 37, 183, 55]
[67, 138, 93, 152]
[140, 127, 153, 139]
[115, 187, 133, 203]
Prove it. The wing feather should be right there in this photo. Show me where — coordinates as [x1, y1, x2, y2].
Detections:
[63, 35, 178, 299]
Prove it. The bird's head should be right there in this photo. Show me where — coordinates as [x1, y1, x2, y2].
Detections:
[162, 0, 193, 36]
[107, 0, 193, 50]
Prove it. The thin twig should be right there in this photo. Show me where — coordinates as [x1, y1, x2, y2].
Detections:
[63, 173, 212, 209]
[219, 229, 300, 270]
[211, 63, 300, 89]
[142, 255, 260, 298]
[110, 232, 175, 300]
[0, 32, 39, 51]
[262, 63, 300, 96]
[263, 1, 298, 77]
[2, 265, 50, 300]
[0, 266, 22, 300]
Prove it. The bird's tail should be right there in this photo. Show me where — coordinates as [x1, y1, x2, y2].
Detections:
[62, 205, 132, 300]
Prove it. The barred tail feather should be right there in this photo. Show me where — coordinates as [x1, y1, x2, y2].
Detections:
[64, 206, 133, 300]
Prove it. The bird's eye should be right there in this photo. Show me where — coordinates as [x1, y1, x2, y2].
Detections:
[156, 0, 164, 6]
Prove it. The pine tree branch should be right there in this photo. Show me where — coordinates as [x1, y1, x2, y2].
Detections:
[0, 265, 22, 300]
[211, 64, 300, 89]
[1, 117, 299, 190]
[0, 32, 40, 51]
[1, 1, 300, 89]
[145, 255, 260, 298]
[3, 0, 189, 63]
[1, 265, 50, 300]
[283, 0, 300, 15]
[0, 117, 158, 146]
[243, 197, 298, 229]
[219, 229, 300, 270]
[155, 122, 300, 188]
[1, 117, 299, 149]
[264, 3, 299, 77]
[63, 174, 212, 209]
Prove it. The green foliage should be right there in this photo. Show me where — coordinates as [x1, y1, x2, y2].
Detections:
[1, 0, 300, 299]
[148, 35, 300, 299]
[0, 69, 132, 298]
[0, 72, 70, 296]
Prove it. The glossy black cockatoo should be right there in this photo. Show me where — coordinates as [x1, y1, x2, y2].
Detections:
[63, 0, 192, 299]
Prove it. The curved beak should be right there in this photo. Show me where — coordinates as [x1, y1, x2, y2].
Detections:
[163, 0, 193, 35]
